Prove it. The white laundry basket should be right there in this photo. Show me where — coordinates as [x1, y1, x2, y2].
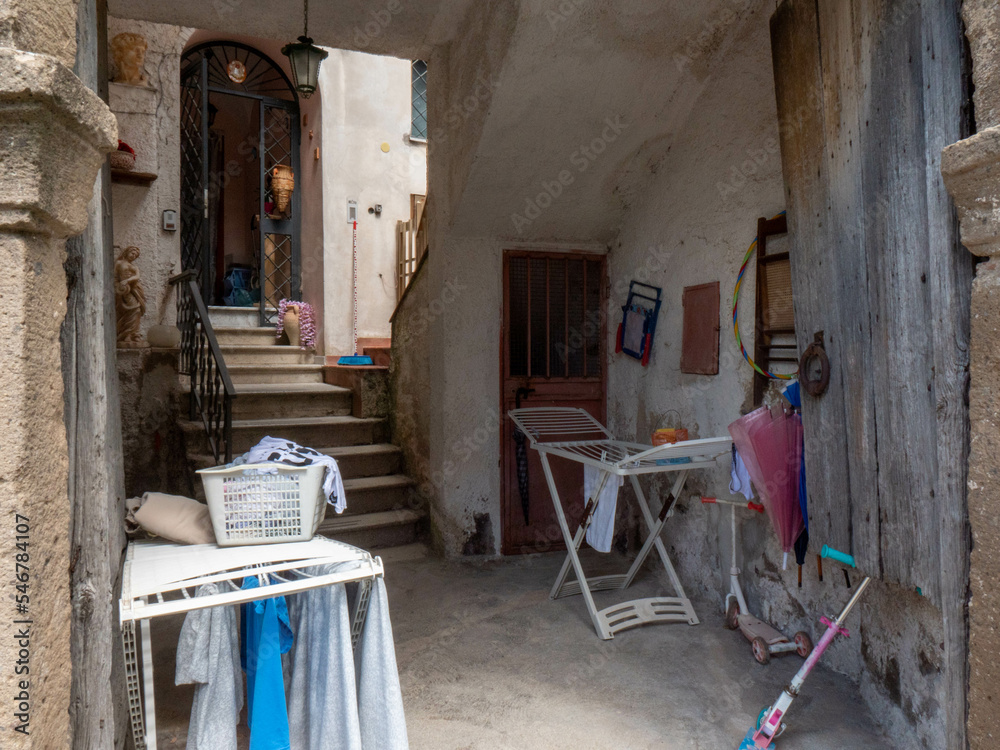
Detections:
[197, 463, 327, 546]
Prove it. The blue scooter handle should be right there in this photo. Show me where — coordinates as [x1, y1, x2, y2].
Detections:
[821, 545, 856, 568]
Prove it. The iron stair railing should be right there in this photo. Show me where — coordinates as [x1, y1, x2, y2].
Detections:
[169, 270, 235, 464]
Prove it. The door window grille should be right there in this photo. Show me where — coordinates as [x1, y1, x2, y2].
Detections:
[411, 60, 428, 140]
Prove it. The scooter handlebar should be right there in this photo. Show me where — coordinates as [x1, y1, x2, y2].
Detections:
[698, 496, 766, 513]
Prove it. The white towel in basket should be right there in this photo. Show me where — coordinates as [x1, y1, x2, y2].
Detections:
[247, 437, 347, 514]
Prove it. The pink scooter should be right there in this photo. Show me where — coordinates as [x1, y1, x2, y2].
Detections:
[739, 548, 871, 749]
[701, 496, 813, 664]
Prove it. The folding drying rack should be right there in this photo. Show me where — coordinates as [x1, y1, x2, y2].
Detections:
[119, 536, 384, 750]
[508, 407, 732, 640]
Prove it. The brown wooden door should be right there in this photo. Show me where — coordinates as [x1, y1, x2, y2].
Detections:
[501, 251, 607, 555]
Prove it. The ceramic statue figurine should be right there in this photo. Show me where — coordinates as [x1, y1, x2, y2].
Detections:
[111, 32, 149, 86]
[115, 246, 147, 348]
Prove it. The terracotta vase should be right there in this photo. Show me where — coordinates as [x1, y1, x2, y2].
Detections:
[272, 164, 295, 215]
[283, 305, 301, 348]
[110, 33, 149, 86]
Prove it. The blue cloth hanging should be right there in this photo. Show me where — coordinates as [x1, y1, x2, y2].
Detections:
[241, 576, 294, 750]
[782, 381, 809, 531]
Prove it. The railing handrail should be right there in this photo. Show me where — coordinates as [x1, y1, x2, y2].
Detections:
[169, 272, 236, 398]
[169, 270, 235, 464]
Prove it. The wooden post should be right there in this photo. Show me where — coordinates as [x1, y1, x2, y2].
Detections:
[65, 0, 129, 746]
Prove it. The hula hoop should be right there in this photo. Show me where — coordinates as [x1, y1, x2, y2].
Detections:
[732, 212, 796, 381]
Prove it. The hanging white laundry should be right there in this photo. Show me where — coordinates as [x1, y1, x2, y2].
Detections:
[247, 436, 348, 514]
[174, 582, 243, 750]
[584, 464, 624, 553]
[730, 445, 755, 501]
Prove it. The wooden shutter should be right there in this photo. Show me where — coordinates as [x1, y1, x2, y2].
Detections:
[681, 282, 720, 375]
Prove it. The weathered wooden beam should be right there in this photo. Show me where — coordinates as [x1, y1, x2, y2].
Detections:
[65, 0, 129, 747]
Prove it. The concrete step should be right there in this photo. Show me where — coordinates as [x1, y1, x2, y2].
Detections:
[376, 542, 432, 565]
[357, 337, 391, 350]
[221, 345, 314, 366]
[362, 345, 391, 367]
[208, 306, 274, 328]
[317, 509, 423, 550]
[324, 364, 390, 417]
[343, 474, 415, 515]
[214, 326, 279, 347]
[324, 443, 402, 478]
[231, 383, 352, 419]
[188, 442, 402, 479]
[181, 415, 388, 454]
[228, 364, 325, 385]
[182, 383, 353, 419]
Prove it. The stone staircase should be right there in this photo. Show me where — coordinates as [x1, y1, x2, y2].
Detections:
[180, 307, 423, 550]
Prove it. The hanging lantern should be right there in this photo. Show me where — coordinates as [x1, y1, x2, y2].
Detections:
[282, 0, 327, 98]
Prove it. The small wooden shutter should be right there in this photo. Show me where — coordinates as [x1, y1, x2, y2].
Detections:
[681, 282, 720, 375]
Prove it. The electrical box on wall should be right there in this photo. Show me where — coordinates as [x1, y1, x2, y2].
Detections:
[347, 200, 358, 223]
[162, 210, 178, 231]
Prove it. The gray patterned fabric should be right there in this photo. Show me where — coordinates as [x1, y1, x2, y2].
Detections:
[175, 583, 243, 750]
[283, 567, 363, 750]
[355, 578, 409, 750]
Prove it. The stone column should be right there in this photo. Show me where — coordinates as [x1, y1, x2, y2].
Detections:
[941, 1, 1000, 746]
[0, 0, 117, 747]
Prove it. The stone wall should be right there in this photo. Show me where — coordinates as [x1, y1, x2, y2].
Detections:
[0, 0, 118, 745]
[941, 1, 1000, 745]
[389, 259, 433, 534]
[107, 17, 189, 339]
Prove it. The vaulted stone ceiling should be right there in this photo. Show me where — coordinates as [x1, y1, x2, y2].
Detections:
[109, 0, 766, 243]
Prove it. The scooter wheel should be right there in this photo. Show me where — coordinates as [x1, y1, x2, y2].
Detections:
[752, 637, 771, 665]
[725, 599, 740, 630]
[794, 631, 814, 658]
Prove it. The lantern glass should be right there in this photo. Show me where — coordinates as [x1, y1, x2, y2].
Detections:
[282, 37, 328, 98]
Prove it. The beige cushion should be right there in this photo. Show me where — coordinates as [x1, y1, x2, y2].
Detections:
[125, 492, 216, 545]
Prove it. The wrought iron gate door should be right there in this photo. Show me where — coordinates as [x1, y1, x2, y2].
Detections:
[180, 42, 301, 324]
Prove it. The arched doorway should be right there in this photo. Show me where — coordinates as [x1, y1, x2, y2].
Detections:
[180, 41, 301, 324]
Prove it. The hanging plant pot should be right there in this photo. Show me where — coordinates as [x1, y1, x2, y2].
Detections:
[272, 164, 295, 215]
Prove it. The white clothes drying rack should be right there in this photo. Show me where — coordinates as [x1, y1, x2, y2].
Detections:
[119, 535, 384, 750]
[508, 407, 732, 640]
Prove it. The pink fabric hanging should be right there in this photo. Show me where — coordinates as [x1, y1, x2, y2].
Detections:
[728, 408, 805, 562]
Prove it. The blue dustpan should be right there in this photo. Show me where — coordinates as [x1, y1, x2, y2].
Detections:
[337, 354, 374, 366]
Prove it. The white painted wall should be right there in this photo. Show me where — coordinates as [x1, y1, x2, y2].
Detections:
[320, 49, 427, 356]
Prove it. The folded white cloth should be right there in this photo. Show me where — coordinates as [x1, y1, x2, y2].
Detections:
[247, 436, 347, 514]
[729, 446, 754, 501]
[584, 465, 623, 553]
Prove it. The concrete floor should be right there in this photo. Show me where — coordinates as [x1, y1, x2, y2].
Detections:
[149, 545, 893, 749]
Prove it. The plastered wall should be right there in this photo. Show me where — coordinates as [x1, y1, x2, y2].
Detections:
[607, 8, 949, 747]
[320, 49, 427, 356]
